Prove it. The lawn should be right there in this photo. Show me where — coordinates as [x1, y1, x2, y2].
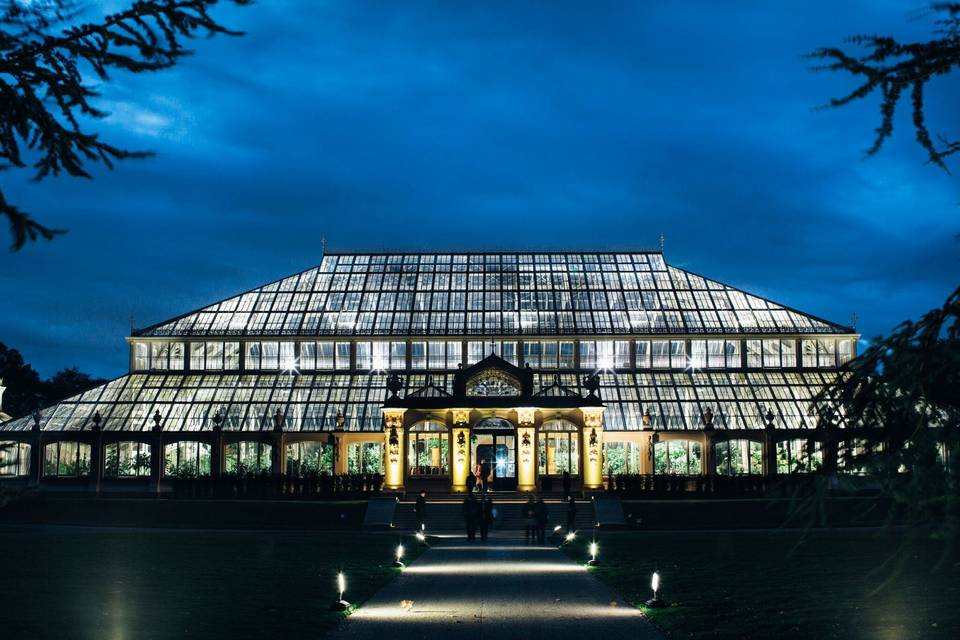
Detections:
[0, 526, 423, 639]
[563, 529, 960, 639]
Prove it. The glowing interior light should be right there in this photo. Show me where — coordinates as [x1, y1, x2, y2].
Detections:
[337, 572, 346, 597]
[651, 571, 660, 593]
[281, 357, 299, 373]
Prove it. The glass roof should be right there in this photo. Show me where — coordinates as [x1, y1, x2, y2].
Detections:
[0, 370, 841, 433]
[133, 252, 849, 338]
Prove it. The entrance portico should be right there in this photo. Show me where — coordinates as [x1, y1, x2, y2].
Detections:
[381, 354, 605, 494]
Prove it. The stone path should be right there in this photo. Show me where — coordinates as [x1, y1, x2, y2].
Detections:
[329, 533, 663, 640]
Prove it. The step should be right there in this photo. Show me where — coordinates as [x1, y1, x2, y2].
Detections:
[390, 499, 596, 531]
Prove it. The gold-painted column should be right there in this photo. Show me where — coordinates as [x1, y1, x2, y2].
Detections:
[516, 407, 537, 492]
[382, 409, 406, 491]
[581, 407, 605, 490]
[451, 409, 471, 493]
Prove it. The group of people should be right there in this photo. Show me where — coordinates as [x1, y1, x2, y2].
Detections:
[465, 458, 492, 494]
[413, 487, 579, 544]
[461, 492, 496, 541]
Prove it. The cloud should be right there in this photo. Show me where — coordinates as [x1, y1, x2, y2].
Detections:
[1, 0, 957, 377]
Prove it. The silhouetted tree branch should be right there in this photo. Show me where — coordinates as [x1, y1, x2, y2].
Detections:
[808, 3, 959, 171]
[0, 0, 248, 251]
[815, 286, 960, 548]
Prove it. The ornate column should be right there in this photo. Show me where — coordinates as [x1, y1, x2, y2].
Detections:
[451, 409, 471, 493]
[516, 407, 537, 492]
[30, 410, 43, 487]
[89, 412, 103, 495]
[210, 412, 224, 480]
[702, 407, 716, 476]
[150, 409, 164, 495]
[638, 407, 654, 475]
[581, 407, 605, 490]
[382, 409, 406, 491]
[763, 408, 778, 478]
[332, 410, 347, 475]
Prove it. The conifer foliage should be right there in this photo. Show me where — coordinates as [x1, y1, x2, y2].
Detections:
[809, 3, 959, 170]
[0, 0, 247, 250]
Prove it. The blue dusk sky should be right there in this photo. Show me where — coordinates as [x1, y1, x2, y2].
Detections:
[1, 0, 957, 378]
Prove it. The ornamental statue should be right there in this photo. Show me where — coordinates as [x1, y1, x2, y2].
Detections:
[582, 373, 601, 398]
[703, 406, 714, 430]
[386, 373, 404, 399]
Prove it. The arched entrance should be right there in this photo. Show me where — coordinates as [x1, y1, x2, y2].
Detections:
[471, 417, 517, 491]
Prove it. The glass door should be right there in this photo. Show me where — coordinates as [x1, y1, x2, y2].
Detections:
[473, 433, 517, 491]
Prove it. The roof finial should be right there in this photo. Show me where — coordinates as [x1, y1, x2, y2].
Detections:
[320, 236, 327, 256]
[851, 310, 858, 330]
[658, 232, 665, 252]
[129, 314, 135, 334]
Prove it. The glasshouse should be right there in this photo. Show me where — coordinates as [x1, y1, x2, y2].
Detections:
[0, 250, 864, 495]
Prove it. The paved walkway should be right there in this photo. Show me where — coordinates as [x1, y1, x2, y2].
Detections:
[329, 533, 663, 640]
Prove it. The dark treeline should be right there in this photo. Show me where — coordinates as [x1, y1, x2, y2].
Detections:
[0, 343, 105, 418]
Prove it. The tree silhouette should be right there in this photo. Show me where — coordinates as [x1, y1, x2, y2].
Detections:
[817, 288, 959, 547]
[809, 3, 959, 170]
[0, 0, 248, 251]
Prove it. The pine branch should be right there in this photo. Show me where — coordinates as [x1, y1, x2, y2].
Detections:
[808, 3, 960, 170]
[0, 0, 248, 251]
[0, 187, 65, 250]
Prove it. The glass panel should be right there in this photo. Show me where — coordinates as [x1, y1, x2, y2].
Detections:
[408, 432, 449, 476]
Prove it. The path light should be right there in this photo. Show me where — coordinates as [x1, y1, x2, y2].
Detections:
[415, 530, 427, 545]
[393, 543, 405, 568]
[587, 541, 598, 566]
[645, 571, 665, 608]
[330, 572, 350, 611]
[565, 531, 576, 543]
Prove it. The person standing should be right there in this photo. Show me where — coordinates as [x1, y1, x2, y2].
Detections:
[480, 496, 494, 541]
[462, 493, 478, 541]
[415, 490, 427, 532]
[534, 496, 549, 544]
[479, 458, 491, 493]
[522, 495, 536, 544]
[466, 468, 477, 494]
[566, 495, 577, 534]
[562, 470, 572, 499]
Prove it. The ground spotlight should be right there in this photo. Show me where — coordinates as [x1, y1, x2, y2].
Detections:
[565, 531, 576, 543]
[587, 541, 598, 566]
[330, 571, 350, 611]
[393, 543, 405, 568]
[645, 570, 665, 608]
[415, 530, 427, 545]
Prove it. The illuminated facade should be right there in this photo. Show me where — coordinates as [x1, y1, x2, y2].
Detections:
[0, 251, 860, 492]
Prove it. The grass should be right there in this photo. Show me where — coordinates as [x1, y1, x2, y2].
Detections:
[563, 529, 960, 639]
[0, 526, 424, 639]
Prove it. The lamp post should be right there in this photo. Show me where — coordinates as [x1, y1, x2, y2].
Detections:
[330, 571, 350, 611]
[645, 570, 665, 608]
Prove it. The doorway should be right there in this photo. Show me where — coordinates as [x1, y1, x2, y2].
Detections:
[472, 418, 517, 491]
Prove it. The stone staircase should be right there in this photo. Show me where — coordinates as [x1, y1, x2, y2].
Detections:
[391, 495, 597, 532]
